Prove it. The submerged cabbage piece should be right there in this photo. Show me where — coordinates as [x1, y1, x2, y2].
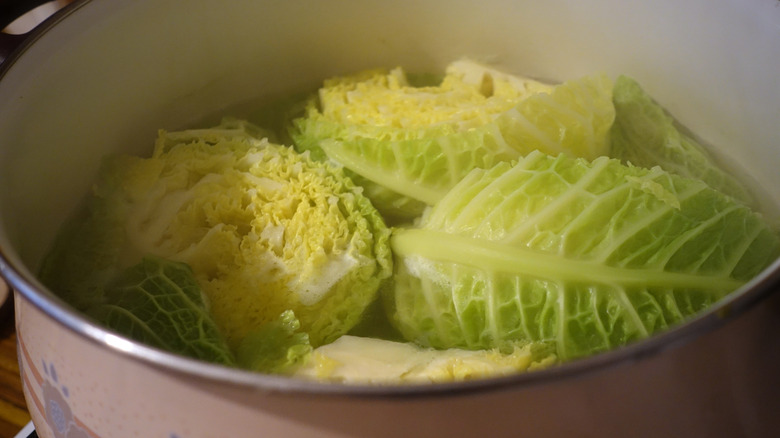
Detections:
[611, 75, 755, 206]
[40, 119, 393, 350]
[236, 310, 312, 374]
[290, 59, 615, 220]
[387, 151, 780, 360]
[88, 256, 235, 365]
[293, 335, 556, 384]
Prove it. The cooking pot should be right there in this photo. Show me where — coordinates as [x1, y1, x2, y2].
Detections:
[1, 0, 779, 437]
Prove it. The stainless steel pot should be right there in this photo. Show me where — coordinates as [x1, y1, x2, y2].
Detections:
[1, 1, 779, 437]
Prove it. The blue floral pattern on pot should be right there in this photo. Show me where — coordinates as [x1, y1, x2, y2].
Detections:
[41, 360, 90, 438]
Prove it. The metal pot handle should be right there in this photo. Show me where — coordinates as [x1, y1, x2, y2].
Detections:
[0, 0, 71, 62]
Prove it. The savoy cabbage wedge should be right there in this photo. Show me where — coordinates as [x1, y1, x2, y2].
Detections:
[290, 60, 615, 221]
[611, 76, 755, 206]
[292, 335, 556, 384]
[40, 119, 393, 350]
[387, 151, 780, 360]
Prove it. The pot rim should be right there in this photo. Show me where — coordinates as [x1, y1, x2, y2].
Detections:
[5, 254, 779, 399]
[1, 0, 779, 399]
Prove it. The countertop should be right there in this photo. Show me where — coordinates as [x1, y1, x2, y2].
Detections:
[0, 296, 31, 438]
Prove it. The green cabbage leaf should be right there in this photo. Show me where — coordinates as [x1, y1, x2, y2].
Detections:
[387, 151, 780, 360]
[611, 75, 754, 205]
[290, 60, 614, 221]
[87, 256, 235, 365]
[236, 310, 312, 374]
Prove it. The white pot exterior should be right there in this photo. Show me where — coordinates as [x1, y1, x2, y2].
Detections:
[2, 0, 779, 437]
[15, 290, 780, 438]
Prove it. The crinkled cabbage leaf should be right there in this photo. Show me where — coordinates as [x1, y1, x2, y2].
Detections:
[387, 151, 780, 360]
[236, 310, 312, 374]
[290, 60, 614, 220]
[87, 256, 235, 365]
[611, 75, 754, 205]
[40, 119, 393, 349]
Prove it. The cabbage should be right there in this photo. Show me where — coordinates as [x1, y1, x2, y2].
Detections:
[292, 335, 556, 384]
[236, 310, 312, 374]
[39, 61, 779, 379]
[611, 75, 754, 205]
[290, 60, 614, 220]
[88, 256, 235, 365]
[387, 151, 780, 360]
[40, 119, 393, 349]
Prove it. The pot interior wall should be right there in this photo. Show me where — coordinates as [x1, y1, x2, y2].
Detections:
[0, 0, 779, 286]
